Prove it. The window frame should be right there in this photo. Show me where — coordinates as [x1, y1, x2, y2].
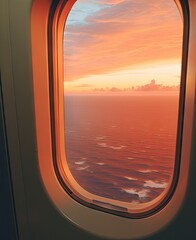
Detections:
[52, 0, 188, 217]
[31, 0, 196, 238]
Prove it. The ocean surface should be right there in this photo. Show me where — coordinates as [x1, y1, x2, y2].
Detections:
[64, 93, 179, 204]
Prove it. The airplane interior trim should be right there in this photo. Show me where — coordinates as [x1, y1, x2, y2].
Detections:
[1, 0, 196, 239]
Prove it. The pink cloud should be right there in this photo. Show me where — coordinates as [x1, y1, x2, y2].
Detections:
[64, 0, 182, 81]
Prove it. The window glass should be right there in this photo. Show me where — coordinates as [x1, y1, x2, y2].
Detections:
[63, 0, 182, 206]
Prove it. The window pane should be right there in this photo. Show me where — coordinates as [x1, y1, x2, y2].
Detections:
[63, 0, 182, 207]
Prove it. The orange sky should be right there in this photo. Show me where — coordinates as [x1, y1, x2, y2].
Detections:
[63, 0, 183, 93]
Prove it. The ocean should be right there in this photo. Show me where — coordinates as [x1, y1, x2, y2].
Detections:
[64, 93, 179, 204]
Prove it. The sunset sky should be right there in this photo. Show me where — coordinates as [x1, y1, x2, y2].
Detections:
[63, 0, 183, 93]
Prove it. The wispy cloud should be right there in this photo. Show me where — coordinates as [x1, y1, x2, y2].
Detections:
[64, 0, 182, 83]
[75, 84, 94, 88]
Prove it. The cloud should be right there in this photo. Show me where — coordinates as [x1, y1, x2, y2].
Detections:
[64, 0, 182, 81]
[135, 79, 180, 91]
[75, 84, 93, 88]
[93, 80, 180, 92]
[78, 0, 125, 5]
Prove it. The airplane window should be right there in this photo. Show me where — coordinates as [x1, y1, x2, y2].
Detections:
[62, 0, 183, 214]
